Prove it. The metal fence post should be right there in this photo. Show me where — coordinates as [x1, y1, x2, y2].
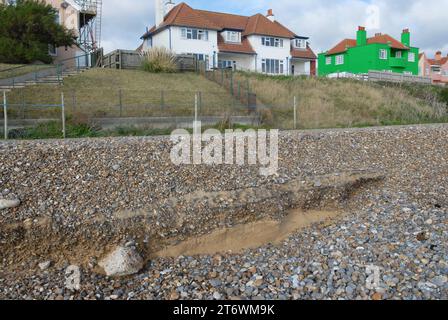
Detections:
[293, 96, 297, 130]
[194, 92, 198, 122]
[61, 92, 66, 139]
[3, 91, 7, 140]
[119, 89, 123, 117]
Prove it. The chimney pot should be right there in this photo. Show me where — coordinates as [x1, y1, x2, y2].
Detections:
[266, 9, 275, 22]
[375, 33, 382, 37]
[358, 26, 366, 31]
[435, 51, 442, 60]
[403, 28, 410, 33]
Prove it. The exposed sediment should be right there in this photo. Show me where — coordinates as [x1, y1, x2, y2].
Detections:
[0, 124, 447, 300]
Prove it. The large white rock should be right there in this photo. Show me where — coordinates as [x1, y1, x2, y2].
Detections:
[0, 199, 20, 210]
[98, 246, 144, 277]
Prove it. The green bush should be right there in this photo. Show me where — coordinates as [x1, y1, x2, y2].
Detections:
[141, 48, 177, 73]
[0, 0, 75, 64]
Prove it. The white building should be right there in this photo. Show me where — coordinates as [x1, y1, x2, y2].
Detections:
[141, 1, 317, 76]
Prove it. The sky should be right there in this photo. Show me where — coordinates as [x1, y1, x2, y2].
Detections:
[102, 0, 448, 57]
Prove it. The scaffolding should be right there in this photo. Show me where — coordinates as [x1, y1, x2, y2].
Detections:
[70, 0, 103, 53]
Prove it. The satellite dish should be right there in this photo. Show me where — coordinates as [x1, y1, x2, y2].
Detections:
[61, 2, 69, 9]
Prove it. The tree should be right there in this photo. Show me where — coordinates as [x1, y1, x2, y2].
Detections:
[0, 0, 76, 64]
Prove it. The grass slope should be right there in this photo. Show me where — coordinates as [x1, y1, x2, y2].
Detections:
[234, 72, 448, 129]
[5, 68, 243, 119]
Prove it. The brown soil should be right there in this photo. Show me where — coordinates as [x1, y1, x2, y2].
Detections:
[154, 209, 345, 257]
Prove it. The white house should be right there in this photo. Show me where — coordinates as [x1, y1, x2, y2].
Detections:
[141, 1, 317, 76]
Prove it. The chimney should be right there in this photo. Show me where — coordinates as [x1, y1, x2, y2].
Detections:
[165, 0, 175, 15]
[435, 51, 442, 60]
[375, 33, 382, 37]
[401, 28, 410, 47]
[357, 26, 367, 46]
[266, 9, 275, 22]
[155, 0, 165, 27]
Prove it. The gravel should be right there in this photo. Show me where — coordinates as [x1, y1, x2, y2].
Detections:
[0, 124, 447, 300]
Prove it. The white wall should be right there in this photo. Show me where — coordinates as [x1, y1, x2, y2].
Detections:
[248, 35, 291, 75]
[150, 27, 218, 69]
[291, 60, 310, 76]
[218, 53, 255, 71]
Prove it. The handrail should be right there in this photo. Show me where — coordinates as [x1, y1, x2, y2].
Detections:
[0, 63, 53, 75]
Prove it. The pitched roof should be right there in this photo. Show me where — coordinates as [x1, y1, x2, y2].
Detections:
[428, 57, 448, 65]
[326, 34, 409, 55]
[291, 45, 317, 60]
[142, 2, 297, 39]
[326, 39, 357, 55]
[244, 14, 296, 38]
[217, 34, 256, 55]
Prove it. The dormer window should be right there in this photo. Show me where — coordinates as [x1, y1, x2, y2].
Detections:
[294, 39, 307, 49]
[224, 31, 241, 43]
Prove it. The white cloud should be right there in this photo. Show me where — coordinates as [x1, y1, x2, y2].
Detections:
[100, 0, 448, 57]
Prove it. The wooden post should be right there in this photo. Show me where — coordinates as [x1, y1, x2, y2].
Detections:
[3, 91, 7, 140]
[293, 96, 297, 130]
[61, 92, 66, 139]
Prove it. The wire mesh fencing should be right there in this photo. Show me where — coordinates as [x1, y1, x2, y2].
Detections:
[0, 88, 263, 139]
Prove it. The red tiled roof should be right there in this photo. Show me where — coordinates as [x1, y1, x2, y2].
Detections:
[142, 2, 297, 39]
[427, 57, 448, 65]
[326, 34, 409, 55]
[326, 39, 357, 55]
[367, 34, 408, 50]
[291, 45, 317, 60]
[195, 9, 248, 30]
[217, 34, 256, 54]
[244, 14, 296, 38]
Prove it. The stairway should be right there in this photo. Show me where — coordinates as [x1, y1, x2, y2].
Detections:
[0, 68, 89, 92]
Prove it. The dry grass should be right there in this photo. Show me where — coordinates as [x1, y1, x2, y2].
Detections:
[5, 68, 246, 119]
[141, 48, 177, 73]
[0, 63, 52, 79]
[234, 73, 448, 129]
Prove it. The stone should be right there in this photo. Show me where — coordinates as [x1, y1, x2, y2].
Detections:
[38, 261, 51, 271]
[431, 276, 447, 287]
[213, 292, 222, 300]
[371, 292, 383, 300]
[0, 198, 20, 210]
[98, 246, 144, 277]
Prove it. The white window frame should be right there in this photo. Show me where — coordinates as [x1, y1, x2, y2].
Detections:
[408, 52, 415, 62]
[218, 60, 235, 69]
[396, 51, 402, 58]
[261, 37, 284, 48]
[294, 39, 307, 49]
[326, 56, 332, 65]
[261, 59, 285, 75]
[225, 31, 240, 43]
[379, 49, 388, 60]
[336, 55, 344, 65]
[403, 71, 413, 75]
[181, 28, 209, 41]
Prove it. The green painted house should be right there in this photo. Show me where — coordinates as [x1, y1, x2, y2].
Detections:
[318, 27, 419, 77]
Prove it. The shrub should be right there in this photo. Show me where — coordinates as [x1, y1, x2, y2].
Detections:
[141, 48, 177, 73]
